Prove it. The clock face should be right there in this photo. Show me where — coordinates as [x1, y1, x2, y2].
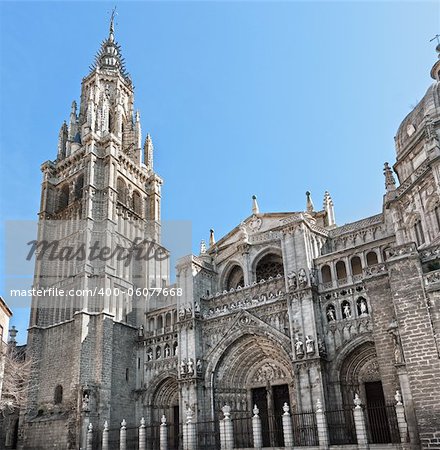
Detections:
[406, 123, 416, 137]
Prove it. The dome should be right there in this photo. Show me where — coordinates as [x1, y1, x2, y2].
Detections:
[394, 80, 440, 160]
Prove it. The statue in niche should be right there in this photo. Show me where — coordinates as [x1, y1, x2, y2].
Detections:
[305, 336, 315, 354]
[358, 298, 368, 315]
[343, 302, 352, 319]
[196, 359, 203, 373]
[156, 347, 162, 359]
[146, 349, 153, 361]
[298, 269, 308, 288]
[164, 346, 170, 358]
[179, 307, 185, 320]
[387, 320, 405, 364]
[326, 305, 336, 322]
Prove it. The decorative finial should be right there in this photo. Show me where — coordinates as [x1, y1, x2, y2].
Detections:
[209, 229, 216, 247]
[316, 398, 322, 412]
[252, 195, 259, 215]
[354, 393, 362, 408]
[161, 415, 167, 425]
[121, 419, 127, 428]
[252, 405, 259, 416]
[88, 423, 93, 432]
[383, 162, 396, 192]
[395, 390, 403, 405]
[282, 403, 290, 415]
[109, 6, 117, 41]
[323, 191, 336, 227]
[221, 404, 231, 419]
[104, 420, 108, 431]
[140, 417, 146, 427]
[200, 240, 207, 254]
[306, 191, 314, 213]
[144, 134, 154, 169]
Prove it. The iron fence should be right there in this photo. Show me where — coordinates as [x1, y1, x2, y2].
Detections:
[292, 410, 319, 446]
[325, 407, 357, 445]
[364, 403, 400, 444]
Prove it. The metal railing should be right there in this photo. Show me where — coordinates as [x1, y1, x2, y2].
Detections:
[364, 403, 400, 444]
[326, 407, 357, 445]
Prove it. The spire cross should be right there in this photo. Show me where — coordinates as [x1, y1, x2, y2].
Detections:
[109, 6, 118, 34]
[430, 34, 440, 45]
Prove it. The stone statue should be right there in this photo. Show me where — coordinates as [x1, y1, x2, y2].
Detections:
[180, 359, 187, 376]
[147, 350, 153, 361]
[82, 394, 90, 412]
[287, 271, 297, 289]
[164, 346, 170, 358]
[388, 320, 404, 364]
[327, 306, 336, 322]
[298, 269, 308, 288]
[196, 359, 203, 373]
[295, 338, 304, 357]
[156, 347, 161, 359]
[187, 358, 194, 375]
[305, 336, 315, 354]
[318, 338, 327, 356]
[239, 221, 249, 244]
[359, 298, 368, 315]
[343, 303, 352, 319]
[179, 307, 185, 320]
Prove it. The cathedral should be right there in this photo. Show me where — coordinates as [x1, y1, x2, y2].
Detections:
[7, 15, 440, 450]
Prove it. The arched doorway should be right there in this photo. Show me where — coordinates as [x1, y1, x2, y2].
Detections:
[213, 333, 294, 447]
[339, 342, 394, 443]
[151, 377, 179, 449]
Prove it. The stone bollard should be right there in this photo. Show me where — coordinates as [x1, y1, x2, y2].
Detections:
[102, 421, 109, 450]
[220, 405, 234, 450]
[183, 407, 196, 450]
[315, 399, 329, 449]
[86, 423, 93, 450]
[120, 419, 127, 450]
[394, 390, 409, 444]
[252, 405, 263, 449]
[139, 417, 146, 450]
[353, 394, 369, 450]
[160, 415, 168, 450]
[282, 403, 294, 448]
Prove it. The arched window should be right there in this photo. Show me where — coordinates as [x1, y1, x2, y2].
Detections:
[414, 220, 425, 246]
[75, 175, 84, 200]
[132, 190, 142, 216]
[366, 251, 378, 266]
[157, 315, 163, 330]
[255, 253, 284, 282]
[156, 346, 162, 359]
[117, 178, 127, 204]
[58, 185, 70, 211]
[350, 256, 362, 276]
[148, 318, 154, 332]
[225, 265, 244, 290]
[165, 312, 172, 327]
[336, 261, 347, 280]
[54, 385, 63, 404]
[321, 265, 332, 283]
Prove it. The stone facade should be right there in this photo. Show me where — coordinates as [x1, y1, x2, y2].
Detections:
[9, 20, 440, 450]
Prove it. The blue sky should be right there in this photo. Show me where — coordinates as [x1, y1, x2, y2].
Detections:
[1, 1, 439, 343]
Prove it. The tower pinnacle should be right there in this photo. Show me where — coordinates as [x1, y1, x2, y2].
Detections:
[252, 195, 260, 215]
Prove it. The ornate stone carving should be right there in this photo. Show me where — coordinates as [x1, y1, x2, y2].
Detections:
[305, 336, 315, 355]
[298, 269, 308, 289]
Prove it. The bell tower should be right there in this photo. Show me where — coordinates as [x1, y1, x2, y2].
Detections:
[21, 17, 169, 449]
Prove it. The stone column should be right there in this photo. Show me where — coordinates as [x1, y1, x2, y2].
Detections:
[86, 423, 93, 450]
[183, 408, 196, 450]
[315, 399, 329, 449]
[102, 421, 109, 450]
[220, 405, 234, 450]
[282, 403, 294, 448]
[252, 405, 262, 449]
[160, 415, 168, 450]
[139, 417, 146, 450]
[120, 419, 127, 450]
[394, 391, 409, 445]
[353, 395, 369, 450]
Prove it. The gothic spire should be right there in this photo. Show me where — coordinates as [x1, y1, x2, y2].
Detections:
[209, 229, 216, 247]
[89, 12, 131, 83]
[306, 191, 314, 213]
[144, 134, 154, 169]
[323, 191, 336, 227]
[383, 162, 396, 192]
[430, 35, 440, 81]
